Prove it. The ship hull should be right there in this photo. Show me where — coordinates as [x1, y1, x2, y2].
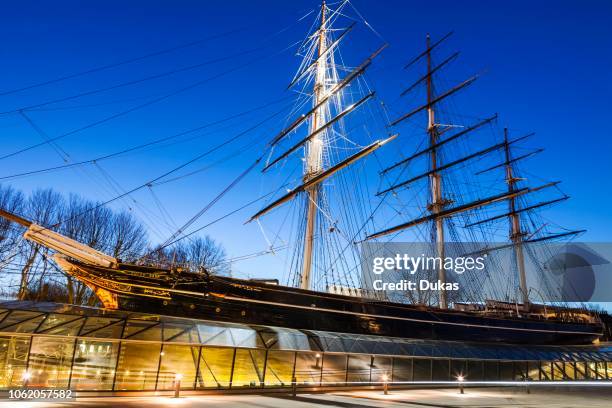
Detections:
[58, 259, 603, 346]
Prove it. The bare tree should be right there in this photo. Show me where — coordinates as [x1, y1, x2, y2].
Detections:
[108, 211, 148, 261]
[1, 186, 230, 305]
[0, 184, 25, 259]
[18, 189, 63, 300]
[148, 236, 229, 275]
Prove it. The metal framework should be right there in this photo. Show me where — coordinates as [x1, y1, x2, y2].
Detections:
[0, 301, 610, 392]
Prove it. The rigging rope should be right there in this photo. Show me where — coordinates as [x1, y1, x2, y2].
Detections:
[0, 28, 303, 161]
[0, 28, 246, 97]
[154, 156, 263, 253]
[0, 95, 294, 181]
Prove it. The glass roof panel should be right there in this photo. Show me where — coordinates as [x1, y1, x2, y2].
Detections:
[0, 310, 45, 333]
[37, 314, 84, 335]
[163, 322, 200, 343]
[79, 317, 122, 337]
[123, 320, 162, 341]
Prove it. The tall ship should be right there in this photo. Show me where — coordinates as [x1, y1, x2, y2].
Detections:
[0, 1, 603, 345]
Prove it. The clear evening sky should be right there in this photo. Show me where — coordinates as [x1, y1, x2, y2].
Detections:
[0, 0, 610, 286]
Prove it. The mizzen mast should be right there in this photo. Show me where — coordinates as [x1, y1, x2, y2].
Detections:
[425, 34, 449, 309]
[301, 0, 328, 290]
[503, 128, 529, 311]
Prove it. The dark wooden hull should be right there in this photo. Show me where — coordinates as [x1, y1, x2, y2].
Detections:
[61, 260, 603, 345]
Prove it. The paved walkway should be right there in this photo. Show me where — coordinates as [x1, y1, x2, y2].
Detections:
[3, 386, 612, 407]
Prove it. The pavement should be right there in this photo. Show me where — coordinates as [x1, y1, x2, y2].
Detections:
[3, 386, 612, 407]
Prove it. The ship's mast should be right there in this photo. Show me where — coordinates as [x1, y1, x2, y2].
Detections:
[426, 35, 448, 309]
[504, 128, 529, 311]
[301, 1, 328, 290]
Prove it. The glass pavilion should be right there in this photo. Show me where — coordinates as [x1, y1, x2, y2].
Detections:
[0, 301, 610, 393]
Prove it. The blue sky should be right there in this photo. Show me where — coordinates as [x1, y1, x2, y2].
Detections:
[0, 0, 611, 285]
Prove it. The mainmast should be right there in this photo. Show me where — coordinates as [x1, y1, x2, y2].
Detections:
[251, 2, 392, 292]
[426, 35, 449, 309]
[301, 1, 328, 290]
[504, 128, 529, 311]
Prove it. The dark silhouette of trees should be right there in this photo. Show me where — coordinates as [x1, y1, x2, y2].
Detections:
[0, 185, 228, 305]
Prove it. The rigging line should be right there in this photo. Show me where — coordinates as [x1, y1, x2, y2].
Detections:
[0, 39, 283, 116]
[18, 111, 171, 244]
[345, 0, 386, 42]
[0, 7, 314, 99]
[0, 95, 295, 181]
[18, 110, 70, 161]
[24, 93, 164, 112]
[156, 156, 263, 252]
[50, 103, 290, 230]
[152, 133, 267, 186]
[150, 181, 292, 251]
[0, 28, 247, 97]
[19, 107, 175, 244]
[0, 38, 302, 162]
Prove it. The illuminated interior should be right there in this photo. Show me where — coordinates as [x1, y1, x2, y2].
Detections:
[0, 301, 610, 392]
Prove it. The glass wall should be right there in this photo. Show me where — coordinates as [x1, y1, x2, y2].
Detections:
[264, 351, 294, 387]
[392, 357, 412, 382]
[70, 340, 119, 390]
[0, 336, 30, 388]
[321, 353, 346, 385]
[157, 345, 199, 390]
[114, 342, 161, 390]
[197, 347, 233, 388]
[0, 334, 610, 392]
[27, 336, 74, 388]
[294, 352, 321, 385]
[232, 348, 265, 388]
[347, 354, 371, 383]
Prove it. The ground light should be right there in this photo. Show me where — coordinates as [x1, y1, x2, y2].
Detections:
[382, 374, 389, 395]
[174, 373, 183, 398]
[21, 371, 31, 387]
[456, 375, 465, 394]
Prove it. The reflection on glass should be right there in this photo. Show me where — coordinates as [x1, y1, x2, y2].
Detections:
[513, 361, 528, 380]
[71, 340, 119, 390]
[321, 354, 346, 385]
[540, 362, 553, 380]
[413, 359, 431, 381]
[450, 360, 466, 380]
[0, 311, 45, 333]
[114, 342, 161, 390]
[294, 352, 321, 385]
[467, 360, 484, 381]
[27, 336, 74, 388]
[392, 358, 412, 382]
[264, 350, 294, 386]
[157, 345, 198, 390]
[564, 362, 576, 380]
[0, 336, 30, 388]
[432, 359, 449, 381]
[527, 361, 539, 381]
[371, 356, 391, 383]
[499, 361, 514, 381]
[197, 347, 234, 388]
[347, 354, 371, 383]
[37, 314, 83, 336]
[484, 361, 498, 380]
[553, 361, 566, 380]
[232, 349, 265, 387]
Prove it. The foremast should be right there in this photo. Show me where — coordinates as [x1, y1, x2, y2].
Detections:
[301, 1, 328, 290]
